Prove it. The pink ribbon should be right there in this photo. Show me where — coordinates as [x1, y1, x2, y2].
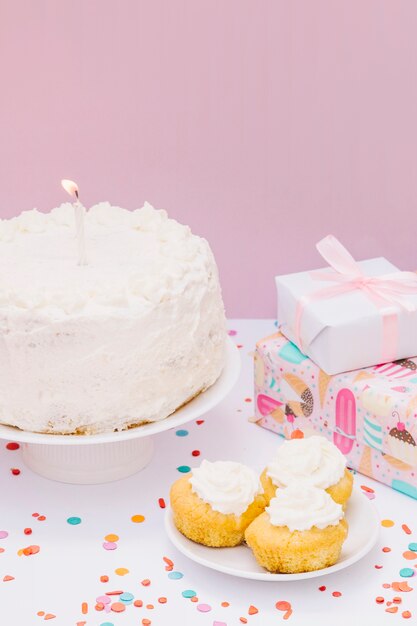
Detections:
[295, 235, 417, 363]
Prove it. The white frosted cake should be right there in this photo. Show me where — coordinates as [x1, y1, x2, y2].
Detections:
[0, 202, 226, 434]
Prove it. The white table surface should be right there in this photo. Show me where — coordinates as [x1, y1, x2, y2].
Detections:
[0, 320, 416, 626]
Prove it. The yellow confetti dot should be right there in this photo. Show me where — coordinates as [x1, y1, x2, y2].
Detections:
[115, 567, 129, 576]
[105, 534, 119, 542]
[131, 515, 145, 523]
[381, 519, 395, 528]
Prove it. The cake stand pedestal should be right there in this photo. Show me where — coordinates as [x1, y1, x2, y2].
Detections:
[0, 338, 240, 484]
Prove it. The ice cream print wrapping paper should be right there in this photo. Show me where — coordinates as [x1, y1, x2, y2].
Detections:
[254, 332, 417, 500]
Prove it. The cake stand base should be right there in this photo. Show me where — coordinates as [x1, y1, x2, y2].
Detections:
[22, 437, 154, 484]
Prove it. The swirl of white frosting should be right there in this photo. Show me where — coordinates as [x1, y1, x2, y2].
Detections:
[267, 436, 346, 490]
[266, 484, 344, 531]
[189, 460, 262, 516]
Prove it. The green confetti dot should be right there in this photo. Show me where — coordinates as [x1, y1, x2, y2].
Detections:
[67, 516, 82, 525]
[177, 465, 191, 473]
[182, 589, 196, 598]
[400, 567, 414, 578]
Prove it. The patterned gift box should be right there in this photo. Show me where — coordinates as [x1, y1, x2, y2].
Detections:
[254, 332, 417, 499]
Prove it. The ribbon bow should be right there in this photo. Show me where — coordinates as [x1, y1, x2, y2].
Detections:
[295, 235, 417, 363]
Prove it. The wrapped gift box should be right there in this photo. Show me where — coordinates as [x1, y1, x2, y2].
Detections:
[276, 236, 417, 374]
[254, 332, 417, 499]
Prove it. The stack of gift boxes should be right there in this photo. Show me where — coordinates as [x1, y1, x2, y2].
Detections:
[254, 236, 417, 499]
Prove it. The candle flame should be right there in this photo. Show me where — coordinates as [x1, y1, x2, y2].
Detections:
[61, 179, 79, 199]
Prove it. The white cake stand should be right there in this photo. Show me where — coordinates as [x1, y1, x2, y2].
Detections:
[0, 338, 240, 484]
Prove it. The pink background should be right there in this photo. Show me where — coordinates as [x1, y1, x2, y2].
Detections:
[1, 1, 416, 317]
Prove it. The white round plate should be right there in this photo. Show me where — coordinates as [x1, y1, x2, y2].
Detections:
[165, 488, 379, 581]
[0, 337, 240, 446]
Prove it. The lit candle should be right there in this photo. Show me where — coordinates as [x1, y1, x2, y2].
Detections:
[61, 179, 88, 266]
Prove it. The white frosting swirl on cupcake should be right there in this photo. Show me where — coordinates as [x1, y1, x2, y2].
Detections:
[266, 484, 344, 532]
[267, 436, 346, 490]
[189, 460, 261, 516]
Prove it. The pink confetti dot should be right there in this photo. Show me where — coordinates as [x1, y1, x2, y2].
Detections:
[96, 595, 111, 605]
[0, 531, 9, 540]
[103, 542, 117, 551]
[197, 604, 211, 612]
[228, 330, 237, 336]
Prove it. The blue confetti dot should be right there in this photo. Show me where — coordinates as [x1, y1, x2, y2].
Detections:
[120, 592, 134, 602]
[177, 465, 191, 473]
[182, 589, 196, 598]
[100, 623, 114, 626]
[67, 516, 82, 525]
[400, 567, 415, 578]
[168, 571, 183, 579]
[408, 542, 417, 552]
[176, 429, 189, 437]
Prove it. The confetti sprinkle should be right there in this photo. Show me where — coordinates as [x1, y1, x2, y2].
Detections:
[175, 430, 189, 437]
[248, 605, 258, 615]
[158, 498, 166, 509]
[408, 543, 417, 551]
[115, 568, 129, 576]
[11, 468, 21, 475]
[168, 571, 183, 579]
[99, 623, 114, 626]
[0, 531, 9, 540]
[182, 590, 196, 598]
[402, 611, 412, 619]
[44, 614, 56, 620]
[197, 604, 211, 612]
[3, 575, 14, 582]
[81, 602, 88, 614]
[110, 602, 125, 613]
[403, 551, 417, 560]
[21, 545, 40, 556]
[24, 528, 32, 535]
[386, 606, 398, 613]
[376, 597, 384, 603]
[158, 597, 167, 604]
[103, 542, 117, 551]
[213, 623, 227, 626]
[131, 515, 145, 523]
[360, 485, 374, 493]
[192, 450, 200, 457]
[120, 592, 134, 602]
[105, 534, 119, 542]
[196, 420, 204, 425]
[382, 547, 391, 552]
[96, 596, 111, 605]
[142, 620, 151, 626]
[239, 618, 247, 624]
[134, 600, 143, 607]
[276, 601, 291, 611]
[177, 465, 191, 473]
[332, 591, 342, 597]
[400, 568, 414, 578]
[141, 579, 151, 586]
[228, 330, 237, 336]
[382, 520, 395, 528]
[100, 575, 109, 583]
[221, 602, 230, 607]
[402, 524, 412, 535]
[37, 516, 46, 522]
[318, 586, 326, 592]
[6, 442, 19, 450]
[67, 517, 82, 525]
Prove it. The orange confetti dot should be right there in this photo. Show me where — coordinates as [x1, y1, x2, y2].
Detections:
[142, 620, 151, 626]
[376, 597, 384, 603]
[381, 519, 395, 527]
[239, 619, 248, 624]
[399, 582, 413, 592]
[248, 605, 258, 615]
[146, 604, 154, 610]
[3, 575, 14, 582]
[115, 567, 129, 576]
[81, 602, 88, 614]
[100, 575, 109, 583]
[402, 524, 412, 535]
[382, 547, 391, 552]
[163, 557, 173, 566]
[191, 597, 199, 603]
[22, 545, 40, 556]
[105, 534, 119, 542]
[402, 611, 412, 619]
[276, 601, 291, 611]
[37, 611, 45, 617]
[403, 551, 417, 560]
[393, 597, 402, 604]
[386, 606, 398, 613]
[290, 429, 304, 439]
[44, 615, 56, 620]
[134, 600, 143, 607]
[158, 597, 167, 604]
[0, 548, 4, 553]
[37, 516, 46, 522]
[383, 583, 391, 589]
[95, 603, 104, 611]
[111, 602, 125, 612]
[131, 515, 145, 523]
[221, 602, 230, 607]
[141, 579, 151, 586]
[332, 591, 342, 597]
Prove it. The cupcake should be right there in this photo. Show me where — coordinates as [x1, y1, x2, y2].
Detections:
[260, 436, 353, 507]
[170, 460, 266, 547]
[245, 484, 348, 573]
[388, 422, 417, 467]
